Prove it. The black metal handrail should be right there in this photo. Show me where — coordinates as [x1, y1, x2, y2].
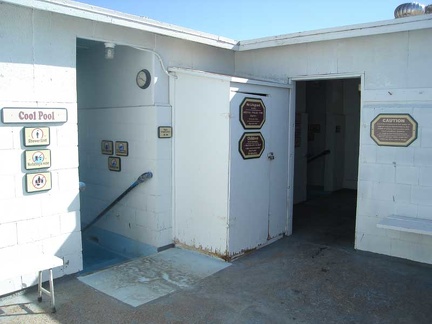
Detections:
[307, 150, 331, 164]
[81, 172, 153, 233]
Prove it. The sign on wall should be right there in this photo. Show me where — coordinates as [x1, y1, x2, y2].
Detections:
[115, 141, 129, 156]
[26, 172, 52, 193]
[239, 98, 266, 129]
[101, 140, 113, 155]
[108, 157, 121, 172]
[24, 149, 51, 170]
[239, 132, 265, 159]
[23, 127, 50, 146]
[2, 108, 67, 124]
[370, 114, 418, 147]
[158, 126, 172, 138]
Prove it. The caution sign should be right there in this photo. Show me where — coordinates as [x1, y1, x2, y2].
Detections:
[25, 149, 51, 170]
[26, 172, 52, 193]
[239, 132, 265, 159]
[23, 127, 50, 147]
[370, 114, 418, 147]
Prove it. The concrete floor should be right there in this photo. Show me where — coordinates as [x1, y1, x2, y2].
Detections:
[1, 190, 432, 323]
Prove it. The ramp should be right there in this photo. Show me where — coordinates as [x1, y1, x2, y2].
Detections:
[78, 247, 230, 307]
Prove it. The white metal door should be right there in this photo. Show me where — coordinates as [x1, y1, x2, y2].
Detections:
[229, 90, 270, 253]
[228, 84, 290, 255]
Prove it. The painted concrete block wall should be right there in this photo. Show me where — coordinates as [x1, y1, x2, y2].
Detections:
[235, 28, 432, 264]
[0, 2, 236, 295]
[0, 3, 82, 295]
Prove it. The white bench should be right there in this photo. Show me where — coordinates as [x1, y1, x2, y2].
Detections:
[0, 254, 63, 313]
[377, 215, 432, 236]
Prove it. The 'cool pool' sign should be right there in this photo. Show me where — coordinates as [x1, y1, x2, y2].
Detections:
[1, 108, 68, 124]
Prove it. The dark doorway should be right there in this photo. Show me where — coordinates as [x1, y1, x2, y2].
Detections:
[293, 189, 357, 249]
[292, 78, 361, 249]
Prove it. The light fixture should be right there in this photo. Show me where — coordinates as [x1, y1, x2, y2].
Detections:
[104, 42, 115, 59]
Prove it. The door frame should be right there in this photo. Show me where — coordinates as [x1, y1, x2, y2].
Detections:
[286, 73, 364, 236]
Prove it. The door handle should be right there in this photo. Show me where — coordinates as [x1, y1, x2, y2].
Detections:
[267, 152, 275, 160]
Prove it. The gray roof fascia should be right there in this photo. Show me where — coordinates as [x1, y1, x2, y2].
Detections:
[2, 0, 239, 50]
[238, 14, 432, 51]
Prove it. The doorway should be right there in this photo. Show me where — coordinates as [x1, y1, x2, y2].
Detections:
[292, 78, 361, 249]
[76, 38, 158, 273]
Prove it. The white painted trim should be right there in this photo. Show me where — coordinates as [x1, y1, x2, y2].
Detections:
[3, 0, 239, 50]
[290, 73, 365, 82]
[239, 15, 432, 51]
[285, 81, 296, 236]
[169, 67, 292, 89]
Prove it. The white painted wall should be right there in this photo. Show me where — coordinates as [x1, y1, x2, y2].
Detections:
[0, 2, 236, 295]
[235, 28, 432, 264]
[0, 3, 81, 295]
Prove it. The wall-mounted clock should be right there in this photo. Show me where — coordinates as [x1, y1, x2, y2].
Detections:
[136, 69, 151, 89]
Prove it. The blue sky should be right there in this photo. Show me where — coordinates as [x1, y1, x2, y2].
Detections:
[76, 0, 407, 40]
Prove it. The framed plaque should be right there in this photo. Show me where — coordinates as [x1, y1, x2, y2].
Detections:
[370, 114, 418, 147]
[108, 157, 121, 172]
[239, 132, 265, 159]
[101, 140, 113, 155]
[239, 98, 266, 130]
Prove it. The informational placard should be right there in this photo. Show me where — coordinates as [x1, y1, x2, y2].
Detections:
[370, 114, 418, 147]
[24, 149, 51, 170]
[23, 127, 50, 147]
[26, 172, 52, 193]
[101, 140, 113, 155]
[108, 157, 121, 171]
[239, 98, 266, 129]
[158, 126, 172, 138]
[115, 141, 129, 156]
[2, 108, 67, 124]
[239, 132, 265, 159]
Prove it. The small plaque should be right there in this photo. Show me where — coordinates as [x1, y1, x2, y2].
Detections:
[24, 127, 50, 147]
[239, 98, 266, 129]
[101, 140, 113, 155]
[239, 132, 265, 159]
[370, 114, 418, 147]
[26, 172, 52, 193]
[108, 156, 121, 172]
[115, 141, 129, 156]
[158, 126, 172, 138]
[25, 149, 51, 170]
[2, 108, 67, 124]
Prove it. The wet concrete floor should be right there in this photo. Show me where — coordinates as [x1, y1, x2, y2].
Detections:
[1, 190, 432, 323]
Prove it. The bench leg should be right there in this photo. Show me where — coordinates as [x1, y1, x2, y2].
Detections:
[36, 269, 57, 313]
[49, 268, 56, 313]
[38, 270, 43, 302]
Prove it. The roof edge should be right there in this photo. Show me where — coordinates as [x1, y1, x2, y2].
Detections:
[2, 0, 239, 50]
[238, 14, 432, 51]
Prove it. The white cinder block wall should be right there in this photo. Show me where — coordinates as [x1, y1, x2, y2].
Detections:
[0, 3, 82, 295]
[235, 28, 432, 264]
[0, 1, 235, 295]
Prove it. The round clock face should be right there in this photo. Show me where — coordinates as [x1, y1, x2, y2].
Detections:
[136, 69, 151, 89]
